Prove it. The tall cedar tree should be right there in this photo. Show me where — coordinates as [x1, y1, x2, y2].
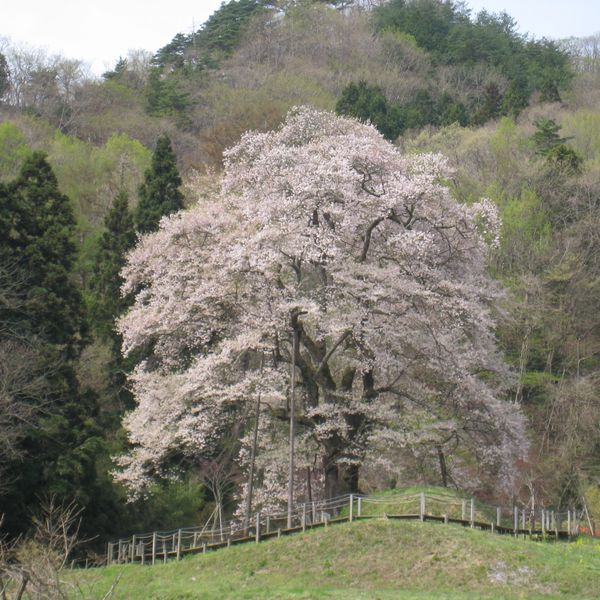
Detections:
[135, 135, 184, 234]
[0, 154, 110, 539]
[90, 190, 137, 410]
[91, 190, 136, 339]
[3, 152, 85, 354]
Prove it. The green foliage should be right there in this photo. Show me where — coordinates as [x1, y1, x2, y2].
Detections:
[374, 0, 573, 118]
[90, 190, 136, 339]
[335, 81, 400, 140]
[531, 118, 583, 173]
[0, 122, 32, 179]
[136, 135, 184, 234]
[336, 82, 469, 138]
[2, 152, 85, 351]
[102, 56, 128, 81]
[531, 118, 569, 156]
[153, 0, 267, 71]
[144, 68, 189, 118]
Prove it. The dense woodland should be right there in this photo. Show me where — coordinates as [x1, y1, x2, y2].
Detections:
[2, 0, 600, 556]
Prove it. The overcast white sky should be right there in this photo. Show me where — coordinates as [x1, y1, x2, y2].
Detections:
[3, 1, 599, 76]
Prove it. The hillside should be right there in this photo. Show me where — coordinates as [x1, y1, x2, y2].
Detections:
[2, 0, 600, 564]
[78, 520, 600, 599]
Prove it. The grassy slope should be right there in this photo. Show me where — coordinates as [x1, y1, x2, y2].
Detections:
[78, 519, 600, 599]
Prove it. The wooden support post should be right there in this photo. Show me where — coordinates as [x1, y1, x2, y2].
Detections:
[554, 512, 559, 538]
[107, 543, 112, 566]
[163, 540, 167, 564]
[568, 510, 572, 538]
[141, 541, 145, 565]
[152, 532, 157, 566]
[491, 522, 495, 533]
[193, 532, 198, 547]
[277, 528, 281, 538]
[227, 538, 231, 548]
[266, 515, 270, 534]
[542, 509, 546, 536]
[470, 498, 475, 528]
[203, 542, 207, 553]
[312, 501, 316, 523]
[357, 497, 362, 518]
[443, 514, 449, 524]
[496, 507, 501, 528]
[350, 495, 354, 522]
[131, 535, 136, 562]
[176, 529, 182, 561]
[420, 492, 425, 522]
[521, 509, 526, 536]
[118, 539, 123, 564]
[255, 512, 260, 543]
[461, 499, 466, 521]
[513, 506, 518, 536]
[302, 503, 307, 531]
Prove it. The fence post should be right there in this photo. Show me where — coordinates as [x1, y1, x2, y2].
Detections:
[140, 541, 145, 565]
[131, 535, 136, 562]
[312, 501, 316, 523]
[513, 506, 518, 537]
[542, 509, 546, 536]
[203, 542, 207, 553]
[118, 539, 123, 564]
[152, 532, 157, 565]
[521, 509, 526, 536]
[496, 507, 501, 528]
[255, 512, 260, 543]
[176, 529, 182, 561]
[420, 492, 425, 522]
[302, 503, 307, 531]
[163, 540, 167, 564]
[443, 514, 448, 524]
[567, 510, 571, 538]
[266, 515, 270, 534]
[461, 499, 466, 521]
[470, 498, 475, 528]
[349, 495, 354, 522]
[358, 497, 362, 518]
[107, 543, 112, 566]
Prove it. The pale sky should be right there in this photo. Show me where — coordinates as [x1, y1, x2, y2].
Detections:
[2, 1, 599, 76]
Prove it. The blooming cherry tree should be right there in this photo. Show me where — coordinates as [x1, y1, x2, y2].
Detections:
[115, 107, 527, 503]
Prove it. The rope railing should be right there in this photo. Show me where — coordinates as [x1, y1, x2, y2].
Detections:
[105, 490, 586, 566]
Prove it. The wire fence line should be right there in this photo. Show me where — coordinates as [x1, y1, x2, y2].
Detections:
[105, 491, 586, 566]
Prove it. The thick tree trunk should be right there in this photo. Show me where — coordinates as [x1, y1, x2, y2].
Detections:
[323, 451, 360, 498]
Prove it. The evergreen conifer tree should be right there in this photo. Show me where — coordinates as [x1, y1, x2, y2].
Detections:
[90, 190, 137, 410]
[91, 190, 136, 338]
[0, 153, 109, 538]
[135, 135, 184, 233]
[4, 151, 85, 353]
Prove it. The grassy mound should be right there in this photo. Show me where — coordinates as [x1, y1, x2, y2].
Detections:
[77, 518, 600, 599]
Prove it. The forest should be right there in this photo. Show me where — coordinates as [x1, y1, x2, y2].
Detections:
[1, 0, 600, 565]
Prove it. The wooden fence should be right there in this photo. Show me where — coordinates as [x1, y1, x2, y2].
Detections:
[105, 491, 585, 566]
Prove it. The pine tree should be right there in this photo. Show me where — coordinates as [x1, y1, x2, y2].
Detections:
[135, 135, 184, 233]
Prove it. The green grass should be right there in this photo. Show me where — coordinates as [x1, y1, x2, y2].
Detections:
[74, 518, 600, 599]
